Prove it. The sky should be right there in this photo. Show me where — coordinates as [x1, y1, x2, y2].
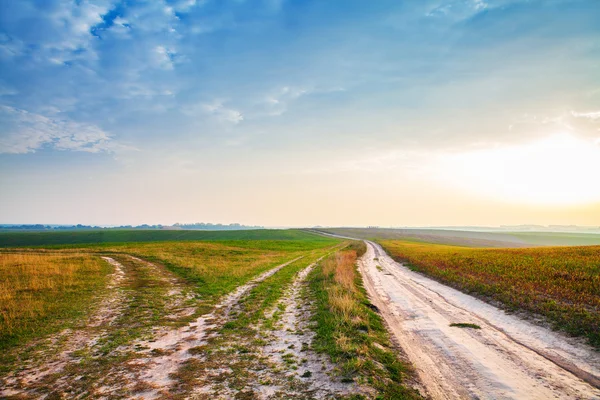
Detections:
[1, 0, 600, 227]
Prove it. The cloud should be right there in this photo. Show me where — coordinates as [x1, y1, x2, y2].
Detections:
[2, 1, 115, 64]
[189, 100, 244, 124]
[0, 106, 118, 154]
[1, 0, 599, 161]
[262, 86, 309, 116]
[153, 45, 177, 70]
[473, 0, 488, 11]
[173, 0, 201, 13]
[425, 0, 489, 19]
[0, 33, 26, 60]
[571, 110, 600, 121]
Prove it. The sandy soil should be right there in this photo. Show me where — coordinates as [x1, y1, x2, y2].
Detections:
[358, 240, 600, 400]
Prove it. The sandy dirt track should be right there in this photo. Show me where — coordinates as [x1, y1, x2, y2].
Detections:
[358, 240, 600, 400]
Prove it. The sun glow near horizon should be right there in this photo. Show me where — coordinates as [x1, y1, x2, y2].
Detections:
[434, 133, 600, 206]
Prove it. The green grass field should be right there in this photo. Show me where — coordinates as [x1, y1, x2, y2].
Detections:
[0, 228, 328, 248]
[97, 238, 337, 304]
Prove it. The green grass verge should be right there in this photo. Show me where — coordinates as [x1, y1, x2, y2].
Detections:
[308, 242, 422, 399]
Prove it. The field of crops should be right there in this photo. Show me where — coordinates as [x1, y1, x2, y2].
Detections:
[379, 240, 600, 348]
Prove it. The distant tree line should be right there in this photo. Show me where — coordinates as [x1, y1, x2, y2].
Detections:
[0, 223, 264, 231]
[173, 223, 263, 230]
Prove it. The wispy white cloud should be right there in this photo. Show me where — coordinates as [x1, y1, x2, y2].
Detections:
[188, 100, 244, 124]
[425, 0, 489, 19]
[40, 1, 115, 63]
[473, 0, 488, 11]
[260, 85, 343, 117]
[0, 82, 18, 97]
[262, 86, 309, 116]
[0, 106, 120, 154]
[0, 33, 26, 60]
[173, 0, 202, 13]
[1, 0, 599, 159]
[571, 110, 600, 121]
[153, 45, 177, 70]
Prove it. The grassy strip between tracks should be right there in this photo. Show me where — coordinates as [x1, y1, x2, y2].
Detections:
[309, 241, 422, 399]
[380, 240, 600, 349]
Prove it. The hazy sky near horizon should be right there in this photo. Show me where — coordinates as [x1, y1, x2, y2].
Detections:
[1, 0, 600, 227]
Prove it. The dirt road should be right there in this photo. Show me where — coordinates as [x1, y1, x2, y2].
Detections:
[358, 240, 600, 400]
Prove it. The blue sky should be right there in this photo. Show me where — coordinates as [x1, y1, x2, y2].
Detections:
[1, 0, 600, 226]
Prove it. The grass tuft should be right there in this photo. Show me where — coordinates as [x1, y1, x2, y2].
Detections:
[450, 323, 481, 329]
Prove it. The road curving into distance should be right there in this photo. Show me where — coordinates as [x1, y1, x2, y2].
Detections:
[358, 240, 600, 400]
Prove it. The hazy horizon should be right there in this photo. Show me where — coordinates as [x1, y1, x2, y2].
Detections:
[3, 222, 600, 234]
[2, 0, 600, 226]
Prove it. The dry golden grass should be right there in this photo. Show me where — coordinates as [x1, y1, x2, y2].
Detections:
[322, 249, 359, 322]
[328, 287, 356, 321]
[334, 250, 357, 292]
[0, 252, 108, 347]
